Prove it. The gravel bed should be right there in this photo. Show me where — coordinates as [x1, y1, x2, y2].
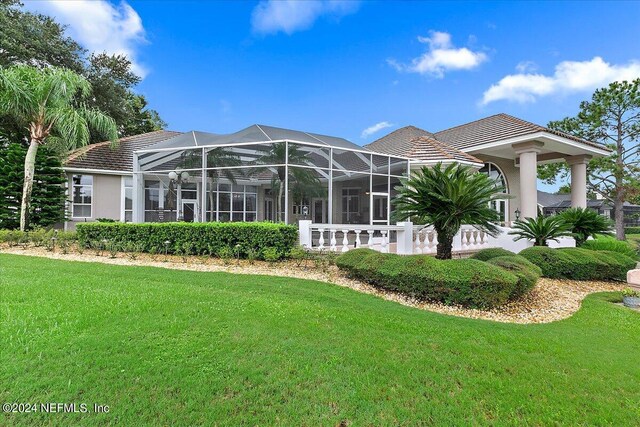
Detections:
[1, 246, 624, 324]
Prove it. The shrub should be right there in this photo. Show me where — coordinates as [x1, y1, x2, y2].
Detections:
[625, 227, 640, 235]
[336, 249, 518, 309]
[581, 237, 638, 260]
[470, 248, 516, 262]
[262, 247, 281, 263]
[487, 255, 541, 299]
[76, 222, 298, 259]
[519, 246, 636, 281]
[558, 208, 613, 246]
[509, 216, 572, 246]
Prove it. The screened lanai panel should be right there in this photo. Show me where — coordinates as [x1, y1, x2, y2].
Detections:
[287, 143, 330, 169]
[332, 170, 371, 224]
[205, 144, 275, 169]
[372, 154, 389, 174]
[139, 147, 203, 172]
[390, 156, 409, 176]
[141, 169, 203, 222]
[288, 166, 330, 222]
[332, 149, 371, 172]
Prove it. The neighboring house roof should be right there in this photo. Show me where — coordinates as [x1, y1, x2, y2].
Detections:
[65, 130, 182, 172]
[537, 190, 571, 208]
[144, 124, 368, 152]
[537, 190, 640, 210]
[434, 113, 607, 151]
[366, 126, 483, 164]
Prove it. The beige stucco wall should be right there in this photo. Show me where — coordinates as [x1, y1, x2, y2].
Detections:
[471, 155, 520, 222]
[65, 173, 123, 230]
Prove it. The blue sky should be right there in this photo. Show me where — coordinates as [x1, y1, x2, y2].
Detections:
[26, 0, 640, 146]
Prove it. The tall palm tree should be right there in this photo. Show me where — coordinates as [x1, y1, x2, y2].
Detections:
[0, 65, 117, 230]
[255, 142, 318, 222]
[392, 163, 505, 259]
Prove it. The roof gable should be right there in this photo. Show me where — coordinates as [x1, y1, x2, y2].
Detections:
[434, 113, 606, 151]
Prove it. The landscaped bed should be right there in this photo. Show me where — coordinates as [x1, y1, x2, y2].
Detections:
[0, 245, 626, 323]
[1, 253, 639, 425]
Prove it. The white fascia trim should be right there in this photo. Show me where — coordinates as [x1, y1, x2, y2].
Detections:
[409, 159, 484, 168]
[63, 167, 132, 176]
[459, 132, 611, 157]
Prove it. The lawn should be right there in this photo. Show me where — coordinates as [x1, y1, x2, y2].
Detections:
[1, 254, 639, 425]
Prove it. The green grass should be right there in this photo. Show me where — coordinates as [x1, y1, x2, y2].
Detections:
[1, 254, 639, 425]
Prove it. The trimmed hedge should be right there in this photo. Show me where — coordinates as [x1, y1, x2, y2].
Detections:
[625, 227, 640, 235]
[336, 249, 519, 309]
[470, 248, 516, 262]
[76, 222, 298, 259]
[581, 237, 638, 260]
[487, 255, 541, 299]
[519, 246, 636, 281]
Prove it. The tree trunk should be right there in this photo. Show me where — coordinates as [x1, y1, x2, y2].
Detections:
[615, 192, 625, 240]
[436, 232, 454, 260]
[277, 181, 284, 222]
[20, 139, 39, 231]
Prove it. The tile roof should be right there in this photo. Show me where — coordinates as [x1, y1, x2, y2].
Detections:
[434, 113, 608, 151]
[365, 126, 482, 164]
[366, 125, 433, 157]
[65, 130, 182, 172]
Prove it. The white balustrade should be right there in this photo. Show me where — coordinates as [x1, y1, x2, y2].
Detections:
[296, 220, 537, 256]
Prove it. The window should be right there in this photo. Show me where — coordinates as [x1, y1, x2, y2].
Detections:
[71, 175, 92, 218]
[205, 182, 258, 222]
[479, 162, 508, 222]
[122, 177, 133, 222]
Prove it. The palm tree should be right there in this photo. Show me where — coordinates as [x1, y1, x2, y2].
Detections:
[0, 65, 117, 230]
[508, 215, 573, 246]
[255, 142, 318, 222]
[392, 163, 504, 259]
[558, 207, 613, 246]
[180, 147, 242, 221]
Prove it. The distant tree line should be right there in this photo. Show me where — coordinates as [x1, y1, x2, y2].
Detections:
[0, 0, 166, 230]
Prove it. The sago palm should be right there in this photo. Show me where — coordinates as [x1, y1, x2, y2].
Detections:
[0, 65, 118, 230]
[392, 163, 505, 259]
[508, 215, 572, 246]
[558, 207, 613, 246]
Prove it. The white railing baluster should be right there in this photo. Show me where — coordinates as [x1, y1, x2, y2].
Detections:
[318, 228, 325, 250]
[366, 230, 374, 249]
[341, 229, 349, 252]
[414, 230, 422, 254]
[330, 229, 337, 251]
[381, 231, 388, 253]
[354, 229, 362, 248]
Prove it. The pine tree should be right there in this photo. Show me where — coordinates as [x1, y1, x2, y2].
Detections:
[0, 143, 66, 229]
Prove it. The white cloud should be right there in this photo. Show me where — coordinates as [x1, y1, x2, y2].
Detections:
[24, 0, 148, 77]
[515, 60, 538, 73]
[389, 31, 488, 78]
[361, 121, 394, 138]
[482, 57, 640, 105]
[251, 0, 359, 35]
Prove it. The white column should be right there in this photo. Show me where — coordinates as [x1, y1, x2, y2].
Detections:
[396, 221, 414, 255]
[298, 220, 312, 248]
[513, 141, 544, 219]
[566, 155, 591, 209]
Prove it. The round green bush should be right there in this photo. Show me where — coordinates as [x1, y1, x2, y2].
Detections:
[470, 248, 517, 262]
[337, 248, 518, 309]
[487, 255, 541, 299]
[519, 246, 636, 281]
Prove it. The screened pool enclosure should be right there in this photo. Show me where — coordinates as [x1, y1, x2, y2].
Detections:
[132, 125, 410, 225]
